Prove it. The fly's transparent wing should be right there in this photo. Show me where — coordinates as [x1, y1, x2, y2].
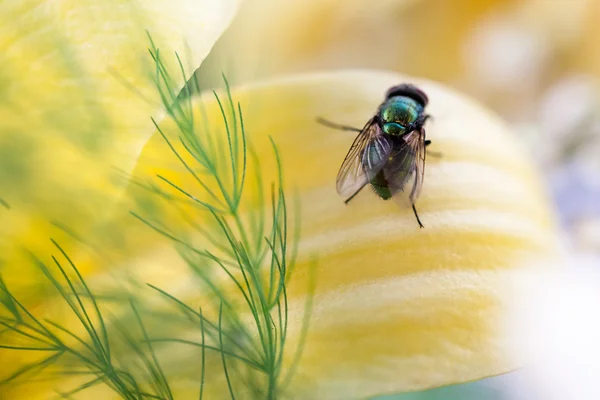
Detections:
[336, 118, 391, 201]
[382, 128, 426, 207]
[407, 128, 426, 203]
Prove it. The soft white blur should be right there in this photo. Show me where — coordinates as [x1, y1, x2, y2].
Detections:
[506, 254, 600, 400]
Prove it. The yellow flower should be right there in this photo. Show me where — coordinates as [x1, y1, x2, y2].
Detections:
[1, 1, 563, 399]
[110, 71, 559, 398]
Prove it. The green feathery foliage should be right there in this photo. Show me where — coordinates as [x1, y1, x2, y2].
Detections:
[0, 34, 314, 399]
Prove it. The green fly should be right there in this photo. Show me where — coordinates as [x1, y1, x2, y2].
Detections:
[318, 84, 432, 228]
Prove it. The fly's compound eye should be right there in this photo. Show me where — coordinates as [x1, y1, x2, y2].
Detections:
[385, 84, 429, 107]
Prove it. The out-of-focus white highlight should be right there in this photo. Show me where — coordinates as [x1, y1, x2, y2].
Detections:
[506, 254, 600, 400]
[464, 15, 549, 90]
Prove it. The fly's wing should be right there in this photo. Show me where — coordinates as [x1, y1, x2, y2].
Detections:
[336, 118, 392, 201]
[382, 128, 426, 207]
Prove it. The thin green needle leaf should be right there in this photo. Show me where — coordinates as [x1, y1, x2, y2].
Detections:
[51, 240, 111, 362]
[0, 345, 58, 351]
[180, 252, 259, 360]
[175, 52, 194, 128]
[0, 275, 21, 322]
[223, 76, 240, 200]
[57, 375, 107, 399]
[1, 351, 64, 385]
[178, 135, 213, 173]
[48, 255, 108, 364]
[44, 319, 98, 361]
[0, 320, 55, 348]
[130, 211, 218, 262]
[219, 303, 236, 400]
[156, 174, 222, 213]
[143, 338, 263, 371]
[199, 308, 206, 400]
[0, 198, 10, 209]
[130, 299, 173, 400]
[151, 117, 226, 207]
[281, 261, 317, 391]
[213, 91, 236, 202]
[147, 284, 203, 321]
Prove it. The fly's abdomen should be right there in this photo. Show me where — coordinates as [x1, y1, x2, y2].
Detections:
[370, 171, 392, 200]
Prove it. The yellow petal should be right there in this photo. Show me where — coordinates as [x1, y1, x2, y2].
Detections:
[118, 70, 560, 398]
[1, 70, 560, 398]
[0, 0, 240, 286]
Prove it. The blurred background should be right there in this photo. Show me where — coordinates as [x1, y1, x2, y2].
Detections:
[193, 0, 600, 398]
[197, 0, 600, 256]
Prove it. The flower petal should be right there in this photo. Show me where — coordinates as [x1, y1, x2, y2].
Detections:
[0, 0, 240, 284]
[121, 70, 561, 397]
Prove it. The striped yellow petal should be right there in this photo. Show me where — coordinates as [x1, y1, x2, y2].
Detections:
[113, 70, 559, 398]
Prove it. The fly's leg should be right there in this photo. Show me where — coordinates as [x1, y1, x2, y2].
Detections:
[316, 117, 362, 132]
[425, 140, 442, 158]
[412, 204, 424, 229]
[344, 184, 368, 204]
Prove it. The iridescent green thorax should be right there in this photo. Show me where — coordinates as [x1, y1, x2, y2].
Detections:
[379, 96, 424, 136]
